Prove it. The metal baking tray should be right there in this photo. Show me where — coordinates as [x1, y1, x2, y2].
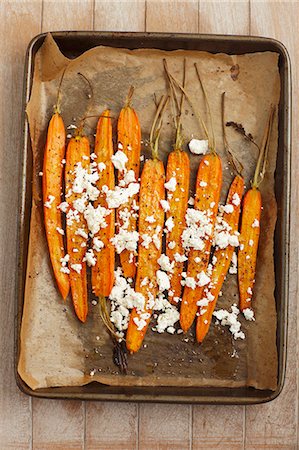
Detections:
[15, 31, 291, 404]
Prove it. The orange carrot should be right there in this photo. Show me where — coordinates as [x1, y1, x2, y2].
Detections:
[238, 106, 275, 312]
[180, 153, 222, 332]
[126, 96, 167, 353]
[92, 110, 115, 297]
[165, 150, 190, 303]
[65, 135, 90, 322]
[196, 174, 244, 343]
[43, 110, 70, 300]
[117, 87, 141, 278]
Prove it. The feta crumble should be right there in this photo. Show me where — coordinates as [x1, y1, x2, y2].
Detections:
[188, 139, 208, 155]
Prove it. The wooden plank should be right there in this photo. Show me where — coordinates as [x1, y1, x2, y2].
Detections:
[42, 0, 94, 31]
[32, 2, 94, 449]
[193, 406, 244, 449]
[192, 1, 248, 448]
[0, 1, 42, 449]
[94, 0, 145, 31]
[246, 1, 298, 446]
[200, 0, 249, 34]
[85, 403, 138, 449]
[33, 401, 85, 450]
[86, 3, 145, 448]
[139, 404, 191, 450]
[146, 0, 198, 32]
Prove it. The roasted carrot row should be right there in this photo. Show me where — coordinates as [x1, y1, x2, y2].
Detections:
[92, 110, 115, 297]
[238, 106, 275, 312]
[180, 153, 222, 332]
[65, 135, 89, 322]
[165, 149, 190, 303]
[126, 158, 165, 353]
[196, 174, 244, 343]
[117, 88, 141, 278]
[43, 111, 70, 300]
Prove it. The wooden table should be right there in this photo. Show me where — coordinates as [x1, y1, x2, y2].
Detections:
[1, 1, 298, 448]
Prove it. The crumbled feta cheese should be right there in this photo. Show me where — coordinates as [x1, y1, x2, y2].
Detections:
[75, 228, 88, 240]
[243, 308, 255, 321]
[249, 239, 254, 247]
[174, 253, 187, 263]
[83, 203, 111, 236]
[57, 201, 69, 213]
[213, 304, 245, 340]
[145, 215, 156, 223]
[141, 234, 152, 249]
[165, 217, 174, 232]
[56, 227, 65, 235]
[223, 204, 234, 214]
[197, 271, 211, 287]
[188, 139, 208, 155]
[71, 263, 82, 274]
[83, 249, 96, 267]
[164, 177, 177, 192]
[252, 219, 260, 228]
[93, 237, 104, 252]
[106, 183, 140, 209]
[199, 181, 207, 187]
[185, 277, 196, 289]
[247, 287, 253, 295]
[39, 171, 43, 176]
[123, 169, 136, 185]
[111, 150, 128, 171]
[182, 208, 212, 252]
[60, 266, 70, 274]
[232, 193, 241, 206]
[98, 162, 106, 172]
[188, 197, 195, 206]
[160, 199, 170, 212]
[44, 195, 55, 208]
[168, 241, 176, 250]
[156, 270, 170, 291]
[67, 124, 77, 129]
[229, 252, 238, 274]
[111, 229, 139, 254]
[60, 254, 70, 266]
[158, 254, 174, 272]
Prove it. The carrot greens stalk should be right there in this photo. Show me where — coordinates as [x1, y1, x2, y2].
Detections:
[238, 106, 275, 313]
[43, 67, 70, 300]
[126, 96, 168, 353]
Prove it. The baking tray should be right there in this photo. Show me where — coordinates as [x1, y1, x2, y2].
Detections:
[15, 31, 291, 404]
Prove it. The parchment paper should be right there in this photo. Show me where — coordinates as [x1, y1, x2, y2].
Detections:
[18, 34, 280, 391]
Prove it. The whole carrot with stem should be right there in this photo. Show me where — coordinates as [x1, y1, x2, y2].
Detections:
[117, 86, 141, 278]
[43, 67, 70, 300]
[92, 110, 115, 297]
[126, 96, 168, 353]
[238, 105, 275, 313]
[167, 63, 223, 332]
[163, 59, 190, 304]
[196, 92, 245, 343]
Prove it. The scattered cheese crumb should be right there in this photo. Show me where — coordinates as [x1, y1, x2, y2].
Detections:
[160, 199, 170, 212]
[164, 177, 177, 192]
[243, 308, 255, 321]
[44, 195, 55, 208]
[71, 263, 82, 274]
[56, 227, 65, 235]
[252, 219, 260, 228]
[156, 270, 170, 291]
[188, 139, 208, 155]
[111, 150, 128, 171]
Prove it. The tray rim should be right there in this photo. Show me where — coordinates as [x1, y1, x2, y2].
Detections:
[15, 30, 292, 404]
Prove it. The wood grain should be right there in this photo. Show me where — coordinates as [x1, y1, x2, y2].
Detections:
[32, 2, 93, 449]
[192, 1, 248, 448]
[199, 0, 249, 34]
[94, 0, 145, 31]
[85, 403, 138, 449]
[0, 1, 42, 449]
[146, 0, 198, 32]
[246, 1, 299, 446]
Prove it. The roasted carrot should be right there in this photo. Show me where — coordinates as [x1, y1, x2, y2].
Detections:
[126, 96, 167, 353]
[196, 174, 244, 342]
[180, 153, 222, 332]
[117, 87, 141, 278]
[92, 110, 115, 297]
[165, 150, 190, 303]
[163, 60, 190, 304]
[238, 106, 275, 312]
[65, 135, 90, 322]
[43, 110, 70, 300]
